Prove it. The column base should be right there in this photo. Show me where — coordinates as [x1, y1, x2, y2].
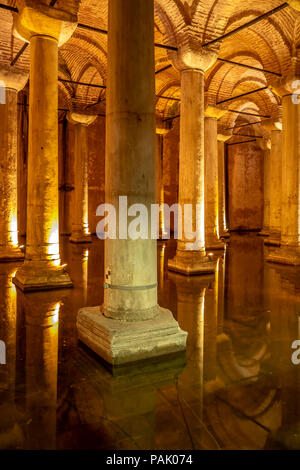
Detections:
[268, 246, 300, 266]
[220, 231, 230, 239]
[168, 250, 216, 275]
[205, 236, 226, 250]
[77, 306, 187, 366]
[70, 231, 92, 244]
[13, 262, 73, 292]
[264, 233, 281, 247]
[0, 246, 24, 262]
[258, 229, 269, 237]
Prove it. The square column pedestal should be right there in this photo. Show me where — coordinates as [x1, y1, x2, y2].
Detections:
[77, 306, 187, 366]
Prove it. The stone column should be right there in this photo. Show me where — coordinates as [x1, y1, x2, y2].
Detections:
[258, 139, 271, 237]
[0, 68, 28, 261]
[217, 133, 231, 238]
[268, 58, 300, 265]
[168, 47, 218, 275]
[67, 112, 97, 243]
[204, 107, 227, 250]
[77, 0, 186, 366]
[262, 118, 283, 246]
[13, 2, 77, 290]
[156, 118, 172, 240]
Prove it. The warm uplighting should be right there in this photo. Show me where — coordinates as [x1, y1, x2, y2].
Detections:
[9, 215, 18, 247]
[50, 302, 60, 326]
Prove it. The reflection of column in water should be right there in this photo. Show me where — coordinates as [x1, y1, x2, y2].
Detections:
[0, 266, 23, 449]
[76, 348, 185, 450]
[267, 266, 300, 449]
[60, 246, 89, 362]
[169, 273, 214, 420]
[22, 292, 61, 450]
[217, 250, 227, 334]
[204, 256, 225, 382]
[226, 234, 264, 320]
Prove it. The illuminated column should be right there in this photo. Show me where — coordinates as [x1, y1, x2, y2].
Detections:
[77, 0, 186, 365]
[268, 58, 300, 265]
[263, 118, 283, 246]
[217, 133, 231, 238]
[168, 47, 218, 275]
[258, 139, 271, 237]
[156, 118, 172, 239]
[0, 68, 28, 261]
[13, 2, 77, 290]
[204, 107, 227, 250]
[67, 112, 97, 244]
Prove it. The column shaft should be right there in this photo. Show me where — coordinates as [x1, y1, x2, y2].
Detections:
[259, 147, 271, 236]
[218, 141, 229, 238]
[205, 117, 224, 250]
[168, 70, 215, 274]
[156, 133, 165, 239]
[0, 89, 23, 260]
[70, 123, 91, 243]
[77, 0, 186, 365]
[104, 0, 157, 321]
[265, 130, 282, 245]
[13, 35, 72, 290]
[268, 96, 300, 264]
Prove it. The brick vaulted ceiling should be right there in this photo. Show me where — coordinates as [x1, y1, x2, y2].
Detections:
[1, 0, 300, 135]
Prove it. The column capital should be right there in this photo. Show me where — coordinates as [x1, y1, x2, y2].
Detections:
[0, 66, 28, 92]
[258, 138, 271, 151]
[217, 132, 232, 143]
[205, 105, 228, 120]
[156, 117, 172, 135]
[287, 0, 300, 11]
[169, 36, 218, 72]
[13, 0, 77, 46]
[269, 55, 300, 96]
[67, 111, 97, 127]
[262, 117, 282, 132]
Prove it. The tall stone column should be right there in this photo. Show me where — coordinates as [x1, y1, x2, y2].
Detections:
[168, 47, 218, 275]
[258, 139, 271, 237]
[204, 107, 227, 250]
[77, 0, 186, 365]
[263, 118, 283, 246]
[12, 2, 77, 290]
[67, 112, 97, 243]
[156, 118, 172, 240]
[0, 68, 28, 261]
[217, 133, 231, 238]
[268, 57, 300, 265]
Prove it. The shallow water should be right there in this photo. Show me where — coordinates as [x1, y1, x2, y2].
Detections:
[0, 233, 300, 450]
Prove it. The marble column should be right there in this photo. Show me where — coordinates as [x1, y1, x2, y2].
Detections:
[217, 133, 231, 238]
[168, 48, 218, 275]
[258, 139, 271, 237]
[155, 119, 172, 240]
[0, 68, 28, 261]
[268, 60, 300, 265]
[67, 112, 97, 244]
[77, 0, 186, 365]
[204, 107, 227, 250]
[13, 3, 77, 290]
[263, 118, 283, 246]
